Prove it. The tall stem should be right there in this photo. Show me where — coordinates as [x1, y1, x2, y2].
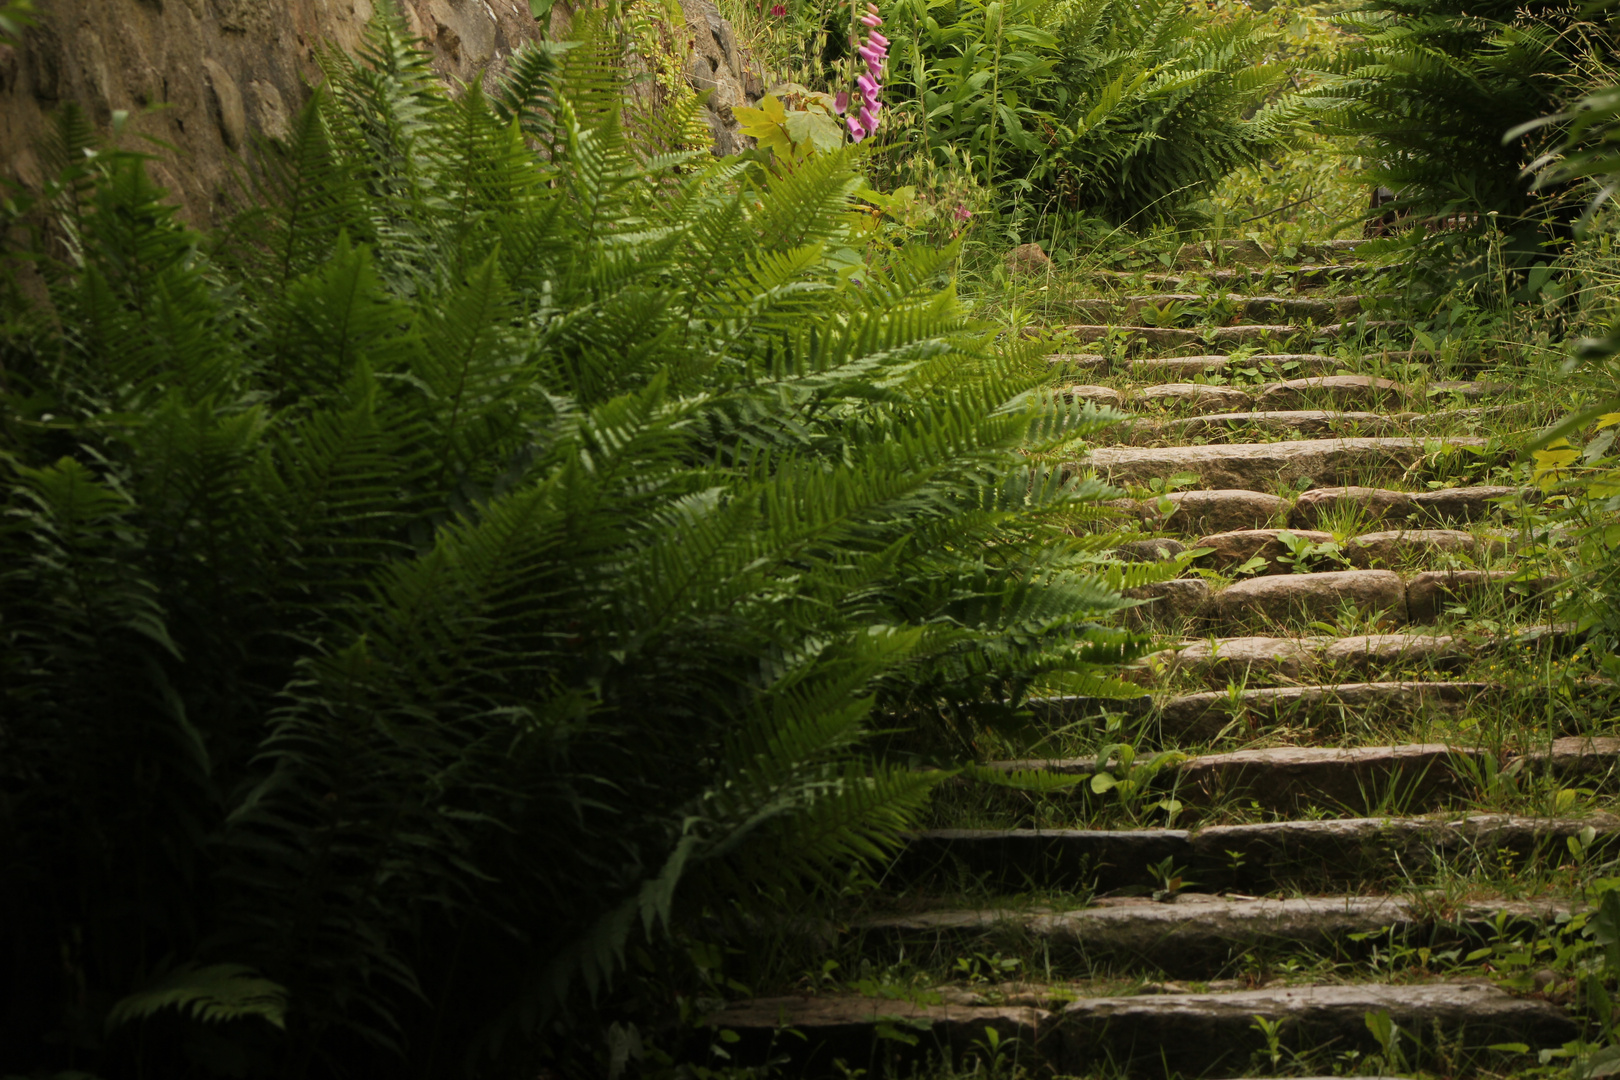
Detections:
[985, 1, 1003, 191]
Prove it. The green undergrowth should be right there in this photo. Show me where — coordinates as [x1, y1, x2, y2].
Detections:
[0, 8, 1168, 1077]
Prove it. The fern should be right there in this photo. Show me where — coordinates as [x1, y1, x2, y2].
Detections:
[1300, 0, 1607, 225]
[0, 3, 1144, 1077]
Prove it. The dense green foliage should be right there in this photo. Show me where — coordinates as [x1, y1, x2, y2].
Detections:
[0, 9, 1151, 1078]
[1303, 0, 1614, 225]
[882, 0, 1300, 224]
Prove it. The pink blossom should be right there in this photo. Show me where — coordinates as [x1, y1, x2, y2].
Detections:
[953, 204, 971, 221]
[770, 2, 786, 13]
[845, 3, 885, 144]
[834, 91, 849, 114]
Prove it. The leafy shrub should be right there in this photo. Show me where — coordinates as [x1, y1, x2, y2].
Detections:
[1302, 0, 1614, 226]
[0, 6, 1148, 1077]
[880, 0, 1300, 224]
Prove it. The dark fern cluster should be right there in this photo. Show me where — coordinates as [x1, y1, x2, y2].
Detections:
[0, 5, 1151, 1078]
[1301, 0, 1615, 227]
[885, 0, 1301, 225]
[1026, 0, 1304, 225]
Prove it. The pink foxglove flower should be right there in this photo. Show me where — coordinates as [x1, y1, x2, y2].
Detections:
[846, 2, 886, 143]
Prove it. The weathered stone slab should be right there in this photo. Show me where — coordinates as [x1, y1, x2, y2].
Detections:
[1321, 633, 1467, 671]
[1317, 319, 1407, 340]
[1067, 325, 1201, 347]
[1210, 569, 1407, 629]
[1530, 736, 1620, 786]
[897, 828, 1192, 893]
[1289, 485, 1419, 527]
[1245, 353, 1353, 374]
[1131, 265, 1367, 289]
[1192, 528, 1334, 573]
[1158, 681, 1493, 739]
[1121, 293, 1202, 320]
[1173, 410, 1394, 438]
[1410, 485, 1534, 523]
[1256, 374, 1408, 410]
[863, 894, 1568, 979]
[1129, 354, 1234, 378]
[1079, 438, 1486, 491]
[901, 815, 1620, 891]
[1059, 383, 1123, 408]
[1135, 383, 1253, 413]
[1190, 814, 1620, 891]
[1025, 694, 1154, 728]
[1175, 239, 1362, 267]
[1429, 379, 1514, 399]
[1048, 353, 1108, 370]
[1129, 353, 1345, 378]
[1181, 743, 1474, 812]
[1150, 489, 1291, 534]
[1142, 636, 1330, 684]
[1055, 981, 1573, 1075]
[1406, 569, 1526, 622]
[1065, 298, 1119, 321]
[1347, 528, 1502, 568]
[1112, 538, 1187, 563]
[1121, 578, 1210, 626]
[1208, 323, 1301, 346]
[1240, 296, 1341, 323]
[709, 995, 1049, 1072]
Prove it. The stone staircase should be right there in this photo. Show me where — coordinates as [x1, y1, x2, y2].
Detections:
[703, 239, 1607, 1077]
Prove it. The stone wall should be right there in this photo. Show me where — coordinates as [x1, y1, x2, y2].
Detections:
[2, 0, 760, 226]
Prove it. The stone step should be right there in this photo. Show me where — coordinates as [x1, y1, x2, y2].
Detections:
[1053, 981, 1571, 1077]
[1289, 485, 1534, 529]
[1136, 263, 1374, 288]
[1211, 569, 1403, 629]
[991, 738, 1620, 814]
[708, 981, 1570, 1077]
[1129, 352, 1348, 378]
[1065, 294, 1364, 324]
[1115, 484, 1529, 536]
[1135, 382, 1256, 413]
[1126, 408, 1510, 443]
[1136, 404, 1518, 448]
[1346, 529, 1507, 569]
[1193, 567, 1551, 632]
[1429, 379, 1516, 400]
[1120, 374, 1409, 410]
[1158, 409, 1396, 439]
[896, 814, 1620, 892]
[1135, 625, 1577, 687]
[1077, 436, 1490, 491]
[1255, 374, 1409, 410]
[1155, 682, 1495, 740]
[1186, 527, 1507, 575]
[1133, 376, 1406, 414]
[1061, 320, 1404, 351]
[859, 893, 1569, 979]
[707, 994, 1047, 1075]
[1121, 566, 1548, 634]
[1175, 238, 1364, 267]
